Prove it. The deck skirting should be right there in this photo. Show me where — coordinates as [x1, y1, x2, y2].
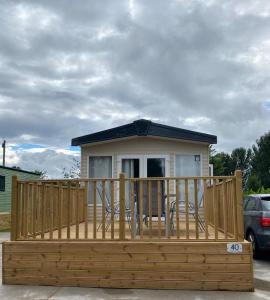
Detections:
[3, 240, 254, 291]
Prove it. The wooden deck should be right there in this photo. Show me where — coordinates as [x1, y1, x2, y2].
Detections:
[35, 219, 231, 240]
[3, 172, 254, 291]
[3, 240, 253, 291]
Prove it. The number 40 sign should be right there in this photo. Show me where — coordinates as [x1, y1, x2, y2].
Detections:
[227, 243, 243, 253]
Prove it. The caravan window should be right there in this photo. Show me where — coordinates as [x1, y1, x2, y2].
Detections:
[88, 156, 112, 205]
[89, 156, 112, 178]
[175, 155, 201, 176]
[0, 175, 5, 192]
[175, 155, 201, 204]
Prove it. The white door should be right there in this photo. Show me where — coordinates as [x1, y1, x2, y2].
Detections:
[118, 155, 169, 178]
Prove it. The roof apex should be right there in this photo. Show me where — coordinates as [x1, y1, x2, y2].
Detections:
[133, 119, 151, 136]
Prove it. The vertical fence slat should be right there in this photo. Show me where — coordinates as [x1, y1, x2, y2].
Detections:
[28, 184, 33, 238]
[84, 181, 88, 239]
[233, 177, 238, 240]
[102, 180, 106, 239]
[175, 179, 180, 239]
[23, 183, 28, 239]
[166, 179, 170, 238]
[213, 179, 218, 240]
[222, 180, 228, 239]
[21, 183, 25, 238]
[49, 185, 53, 239]
[139, 180, 143, 240]
[157, 180, 161, 239]
[36, 184, 40, 237]
[203, 179, 209, 240]
[228, 182, 232, 237]
[130, 180, 134, 240]
[17, 183, 22, 239]
[185, 179, 189, 240]
[58, 183, 62, 239]
[67, 182, 71, 239]
[41, 183, 45, 239]
[32, 183, 37, 239]
[148, 181, 152, 239]
[119, 173, 126, 240]
[76, 181, 80, 239]
[194, 179, 199, 239]
[110, 180, 114, 240]
[93, 181, 97, 239]
[11, 176, 18, 241]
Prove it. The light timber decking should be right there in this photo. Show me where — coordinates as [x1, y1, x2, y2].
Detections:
[34, 219, 230, 240]
[3, 240, 254, 291]
[3, 171, 254, 291]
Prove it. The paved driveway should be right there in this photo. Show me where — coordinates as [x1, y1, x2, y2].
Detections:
[0, 233, 269, 300]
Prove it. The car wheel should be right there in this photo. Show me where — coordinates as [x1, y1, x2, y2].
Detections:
[247, 231, 260, 258]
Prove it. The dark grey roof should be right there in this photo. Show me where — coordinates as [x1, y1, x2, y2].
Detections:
[0, 165, 40, 175]
[71, 119, 217, 146]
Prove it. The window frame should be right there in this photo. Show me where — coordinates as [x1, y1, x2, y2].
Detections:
[0, 175, 5, 192]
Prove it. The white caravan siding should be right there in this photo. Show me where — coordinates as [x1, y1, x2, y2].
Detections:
[80, 137, 209, 178]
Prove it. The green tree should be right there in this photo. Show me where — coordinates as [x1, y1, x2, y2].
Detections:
[210, 147, 252, 190]
[230, 147, 252, 189]
[210, 151, 233, 176]
[251, 132, 270, 188]
[246, 174, 261, 192]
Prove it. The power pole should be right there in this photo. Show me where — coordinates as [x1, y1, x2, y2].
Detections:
[2, 140, 6, 166]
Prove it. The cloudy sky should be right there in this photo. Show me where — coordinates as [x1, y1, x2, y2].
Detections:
[0, 0, 270, 177]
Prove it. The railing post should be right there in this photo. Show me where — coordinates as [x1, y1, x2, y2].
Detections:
[235, 170, 244, 241]
[11, 176, 18, 241]
[119, 173, 125, 240]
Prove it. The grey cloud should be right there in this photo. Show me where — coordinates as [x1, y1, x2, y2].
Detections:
[1, 0, 270, 176]
[17, 149, 78, 178]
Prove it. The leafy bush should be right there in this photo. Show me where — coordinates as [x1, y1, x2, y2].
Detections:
[244, 186, 270, 196]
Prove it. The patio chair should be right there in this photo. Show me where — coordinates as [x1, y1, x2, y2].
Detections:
[96, 181, 138, 237]
[169, 187, 205, 232]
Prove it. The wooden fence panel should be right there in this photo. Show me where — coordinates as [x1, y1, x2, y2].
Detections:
[12, 173, 243, 242]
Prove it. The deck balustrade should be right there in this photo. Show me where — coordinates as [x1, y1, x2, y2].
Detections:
[10, 171, 244, 242]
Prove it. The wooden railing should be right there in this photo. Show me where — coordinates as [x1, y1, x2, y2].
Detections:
[10, 171, 244, 242]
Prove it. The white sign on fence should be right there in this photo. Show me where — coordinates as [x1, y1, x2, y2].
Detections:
[227, 243, 243, 253]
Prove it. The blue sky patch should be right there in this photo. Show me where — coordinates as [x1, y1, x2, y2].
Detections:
[11, 144, 46, 150]
[264, 100, 270, 110]
[68, 146, 80, 152]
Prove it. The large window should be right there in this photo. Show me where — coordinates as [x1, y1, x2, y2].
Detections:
[89, 156, 112, 179]
[0, 175, 5, 192]
[88, 156, 112, 205]
[175, 154, 201, 177]
[175, 155, 201, 204]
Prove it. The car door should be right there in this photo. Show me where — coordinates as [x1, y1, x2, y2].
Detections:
[243, 196, 251, 234]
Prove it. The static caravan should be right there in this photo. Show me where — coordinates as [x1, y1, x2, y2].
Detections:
[3, 120, 253, 291]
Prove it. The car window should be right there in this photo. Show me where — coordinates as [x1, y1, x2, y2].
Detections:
[261, 196, 270, 211]
[245, 198, 258, 211]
